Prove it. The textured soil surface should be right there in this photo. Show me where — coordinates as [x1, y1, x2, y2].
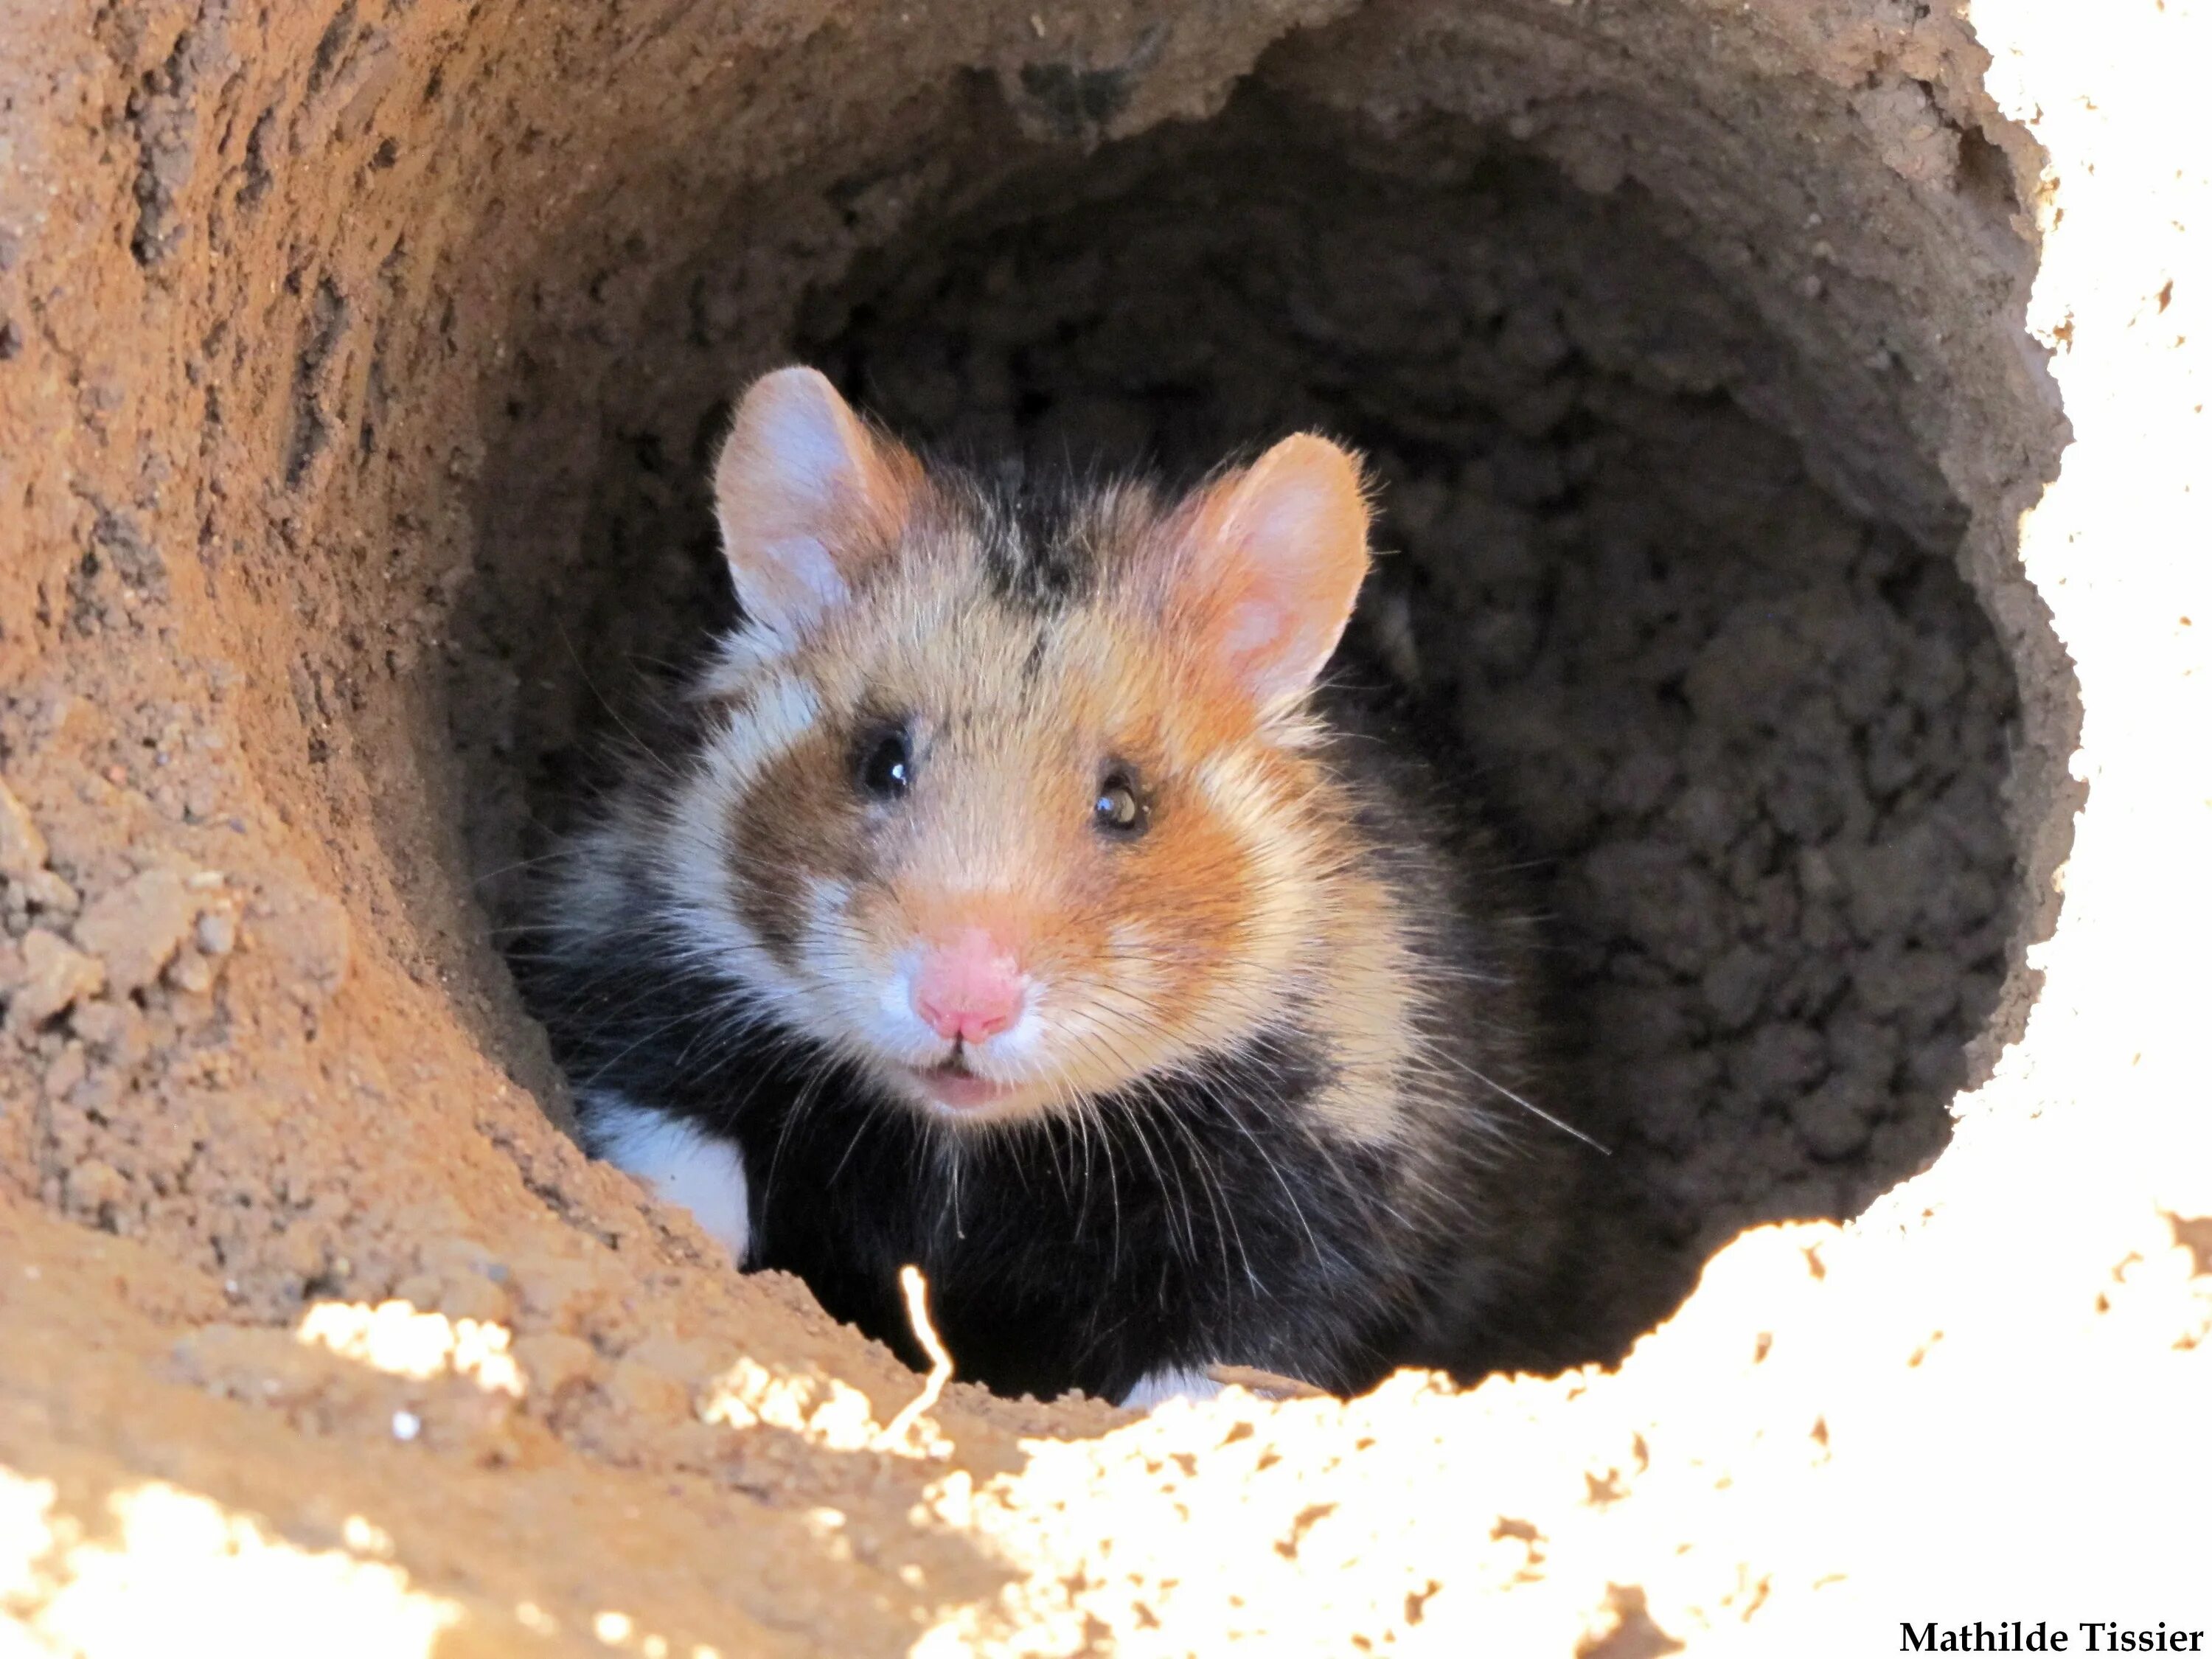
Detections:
[3, 0, 2208, 1653]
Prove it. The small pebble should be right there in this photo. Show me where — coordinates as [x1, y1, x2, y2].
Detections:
[195, 909, 237, 956]
[0, 778, 48, 881]
[165, 948, 215, 995]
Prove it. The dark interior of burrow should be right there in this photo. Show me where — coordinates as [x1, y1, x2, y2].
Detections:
[455, 84, 2019, 1370]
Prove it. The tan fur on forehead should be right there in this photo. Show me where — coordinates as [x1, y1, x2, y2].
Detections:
[782, 485, 1213, 740]
[786, 482, 1276, 747]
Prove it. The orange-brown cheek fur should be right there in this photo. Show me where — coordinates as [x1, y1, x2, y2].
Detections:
[728, 731, 860, 964]
[1025, 805, 1256, 1039]
[1101, 799, 1258, 1028]
[1066, 630, 1286, 1046]
[1017, 672, 1267, 1046]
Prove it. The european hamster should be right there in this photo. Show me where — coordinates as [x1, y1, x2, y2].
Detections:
[522, 366, 1576, 1406]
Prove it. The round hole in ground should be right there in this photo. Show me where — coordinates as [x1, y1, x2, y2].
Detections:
[454, 58, 2042, 1377]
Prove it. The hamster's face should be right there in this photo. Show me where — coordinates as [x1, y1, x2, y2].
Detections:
[674, 369, 1371, 1126]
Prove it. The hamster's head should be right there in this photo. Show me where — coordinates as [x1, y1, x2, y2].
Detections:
[672, 366, 1372, 1127]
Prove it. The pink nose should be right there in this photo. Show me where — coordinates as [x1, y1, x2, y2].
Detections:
[912, 928, 1027, 1045]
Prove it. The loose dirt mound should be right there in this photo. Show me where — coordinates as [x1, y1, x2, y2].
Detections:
[2, 0, 2207, 1652]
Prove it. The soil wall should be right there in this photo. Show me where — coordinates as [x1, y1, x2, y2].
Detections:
[1, 0, 2206, 1652]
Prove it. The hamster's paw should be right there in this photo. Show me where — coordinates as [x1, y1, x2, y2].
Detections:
[582, 1092, 751, 1265]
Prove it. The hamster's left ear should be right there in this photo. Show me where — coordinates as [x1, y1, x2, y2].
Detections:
[1164, 434, 1371, 708]
[713, 366, 918, 646]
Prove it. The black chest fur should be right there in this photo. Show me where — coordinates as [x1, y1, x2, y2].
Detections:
[536, 945, 1415, 1401]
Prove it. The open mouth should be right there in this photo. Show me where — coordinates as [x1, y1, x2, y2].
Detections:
[908, 1058, 1019, 1113]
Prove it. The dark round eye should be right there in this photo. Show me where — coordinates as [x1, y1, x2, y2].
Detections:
[857, 726, 913, 800]
[1093, 769, 1147, 838]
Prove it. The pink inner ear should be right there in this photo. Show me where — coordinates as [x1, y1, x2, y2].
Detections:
[714, 367, 914, 642]
[1181, 434, 1371, 706]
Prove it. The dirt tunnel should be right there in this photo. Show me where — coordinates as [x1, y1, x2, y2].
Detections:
[3, 0, 2204, 1652]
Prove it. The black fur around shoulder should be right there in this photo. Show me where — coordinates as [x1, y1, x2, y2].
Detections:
[523, 905, 1416, 1402]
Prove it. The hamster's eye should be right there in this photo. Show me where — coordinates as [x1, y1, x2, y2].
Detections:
[857, 725, 914, 800]
[1093, 768, 1147, 838]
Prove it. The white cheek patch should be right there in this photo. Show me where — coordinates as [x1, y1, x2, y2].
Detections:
[717, 672, 821, 791]
[788, 883, 930, 1056]
[990, 998, 1048, 1063]
[877, 959, 919, 1029]
[1192, 748, 1275, 830]
[693, 626, 791, 695]
[653, 684, 832, 1037]
[1119, 1367, 1226, 1411]
[584, 1093, 751, 1265]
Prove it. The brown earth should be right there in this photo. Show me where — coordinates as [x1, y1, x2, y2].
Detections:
[1, 0, 2207, 1653]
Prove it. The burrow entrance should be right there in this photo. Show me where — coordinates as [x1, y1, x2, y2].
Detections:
[454, 69, 2037, 1371]
[0, 0, 2088, 1639]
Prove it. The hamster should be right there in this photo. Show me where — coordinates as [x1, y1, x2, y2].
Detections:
[521, 366, 1577, 1406]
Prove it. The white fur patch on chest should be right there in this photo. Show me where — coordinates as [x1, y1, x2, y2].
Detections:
[582, 1092, 751, 1265]
[1118, 1366, 1227, 1411]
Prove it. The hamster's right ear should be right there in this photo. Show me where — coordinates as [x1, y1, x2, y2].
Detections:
[713, 367, 917, 645]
